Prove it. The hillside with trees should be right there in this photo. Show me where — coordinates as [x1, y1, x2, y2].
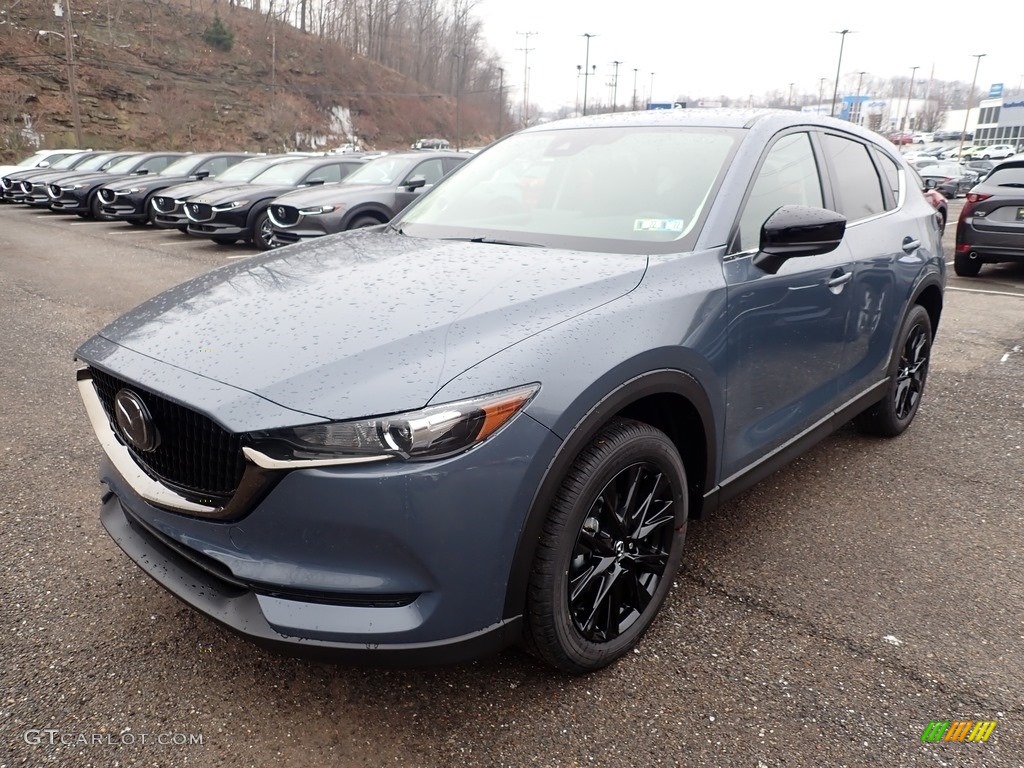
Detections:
[0, 0, 510, 159]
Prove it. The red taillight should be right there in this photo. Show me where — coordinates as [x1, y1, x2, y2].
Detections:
[959, 191, 993, 223]
[956, 243, 972, 253]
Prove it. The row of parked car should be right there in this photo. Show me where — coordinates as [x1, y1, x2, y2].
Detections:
[0, 148, 469, 249]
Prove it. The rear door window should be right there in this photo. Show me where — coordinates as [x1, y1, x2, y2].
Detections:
[821, 134, 885, 221]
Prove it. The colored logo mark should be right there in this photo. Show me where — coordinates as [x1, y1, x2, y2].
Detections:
[920, 720, 997, 742]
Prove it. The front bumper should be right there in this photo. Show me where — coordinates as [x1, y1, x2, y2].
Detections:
[49, 189, 90, 213]
[100, 192, 147, 221]
[85, 366, 560, 661]
[187, 221, 248, 239]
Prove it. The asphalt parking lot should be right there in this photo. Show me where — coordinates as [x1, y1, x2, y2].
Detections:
[1, 202, 1022, 767]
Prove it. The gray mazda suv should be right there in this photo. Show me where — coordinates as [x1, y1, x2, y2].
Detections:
[75, 110, 944, 674]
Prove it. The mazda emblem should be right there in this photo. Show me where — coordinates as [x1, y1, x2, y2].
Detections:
[113, 389, 160, 452]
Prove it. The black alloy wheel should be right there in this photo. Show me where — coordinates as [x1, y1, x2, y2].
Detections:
[523, 419, 687, 674]
[253, 209, 274, 250]
[855, 304, 933, 436]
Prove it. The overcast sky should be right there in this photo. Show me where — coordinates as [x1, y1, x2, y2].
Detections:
[476, 0, 1022, 112]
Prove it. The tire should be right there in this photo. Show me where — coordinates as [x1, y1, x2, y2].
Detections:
[211, 235, 237, 245]
[982, 154, 991, 160]
[522, 418, 687, 674]
[854, 304, 932, 437]
[953, 251, 982, 277]
[252, 209, 273, 250]
[348, 214, 384, 230]
[937, 210, 946, 234]
[128, 219, 147, 227]
[88, 193, 103, 220]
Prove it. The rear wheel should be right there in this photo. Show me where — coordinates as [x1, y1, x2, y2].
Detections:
[953, 251, 982, 277]
[211, 235, 237, 245]
[854, 304, 932, 437]
[522, 419, 687, 674]
[88, 193, 103, 220]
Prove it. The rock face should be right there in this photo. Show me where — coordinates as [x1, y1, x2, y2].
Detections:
[0, 0, 479, 158]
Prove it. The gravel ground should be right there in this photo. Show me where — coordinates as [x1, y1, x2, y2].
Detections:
[1, 203, 1022, 767]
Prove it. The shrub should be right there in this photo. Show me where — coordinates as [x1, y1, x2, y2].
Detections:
[203, 14, 234, 52]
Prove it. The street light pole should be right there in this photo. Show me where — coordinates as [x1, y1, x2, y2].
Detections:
[611, 60, 622, 112]
[581, 33, 596, 116]
[61, 0, 83, 146]
[452, 52, 463, 151]
[575, 65, 582, 116]
[818, 77, 826, 113]
[901, 65, 919, 132]
[959, 53, 986, 158]
[788, 82, 794, 107]
[649, 71, 656, 105]
[632, 68, 638, 111]
[830, 29, 851, 117]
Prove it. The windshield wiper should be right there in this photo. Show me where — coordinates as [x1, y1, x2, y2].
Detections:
[443, 236, 542, 248]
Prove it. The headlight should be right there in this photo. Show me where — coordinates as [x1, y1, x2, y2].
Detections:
[212, 200, 249, 211]
[69, 183, 86, 190]
[244, 384, 539, 467]
[298, 204, 338, 215]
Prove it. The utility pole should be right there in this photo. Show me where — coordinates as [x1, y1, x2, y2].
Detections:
[516, 31, 536, 127]
[854, 71, 866, 124]
[788, 82, 794, 107]
[901, 65, 919, 131]
[497, 67, 504, 137]
[453, 52, 463, 150]
[632, 68, 638, 111]
[818, 77, 826, 113]
[830, 29, 852, 117]
[649, 71, 655, 106]
[575, 65, 582, 116]
[610, 60, 622, 112]
[959, 54, 986, 158]
[581, 33, 596, 116]
[60, 0, 83, 146]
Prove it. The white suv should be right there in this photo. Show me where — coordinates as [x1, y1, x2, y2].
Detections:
[979, 144, 1016, 159]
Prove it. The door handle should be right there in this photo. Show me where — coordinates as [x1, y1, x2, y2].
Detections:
[827, 272, 853, 288]
[902, 236, 921, 254]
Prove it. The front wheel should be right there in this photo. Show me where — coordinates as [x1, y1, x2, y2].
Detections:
[854, 304, 933, 437]
[522, 419, 687, 674]
[252, 209, 274, 250]
[347, 214, 384, 230]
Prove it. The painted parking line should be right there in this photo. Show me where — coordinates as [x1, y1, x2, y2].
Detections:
[947, 286, 1024, 299]
[224, 254, 253, 260]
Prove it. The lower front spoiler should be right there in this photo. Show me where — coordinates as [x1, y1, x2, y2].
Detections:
[100, 490, 522, 666]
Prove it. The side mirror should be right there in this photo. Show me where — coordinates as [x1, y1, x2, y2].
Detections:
[923, 178, 937, 190]
[752, 205, 847, 274]
[193, 170, 211, 180]
[38, 161, 50, 168]
[306, 178, 326, 186]
[404, 176, 427, 190]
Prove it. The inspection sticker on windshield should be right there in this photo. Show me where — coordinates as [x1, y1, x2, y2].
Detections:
[634, 218, 685, 233]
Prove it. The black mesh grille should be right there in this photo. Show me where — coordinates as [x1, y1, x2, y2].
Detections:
[187, 202, 213, 221]
[89, 368, 245, 502]
[152, 196, 177, 213]
[271, 205, 300, 226]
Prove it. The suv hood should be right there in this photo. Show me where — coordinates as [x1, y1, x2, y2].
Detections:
[157, 179, 232, 200]
[102, 173, 205, 193]
[189, 182, 303, 205]
[80, 231, 646, 421]
[269, 183, 382, 208]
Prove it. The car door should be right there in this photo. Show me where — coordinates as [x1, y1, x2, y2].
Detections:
[721, 130, 855, 480]
[394, 158, 446, 212]
[826, 137, 934, 402]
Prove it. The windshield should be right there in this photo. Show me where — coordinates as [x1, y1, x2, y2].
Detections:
[985, 167, 1024, 186]
[160, 155, 204, 176]
[343, 156, 412, 186]
[217, 158, 281, 183]
[398, 126, 740, 254]
[250, 161, 315, 185]
[107, 155, 146, 174]
[75, 153, 118, 172]
[16, 151, 49, 168]
[50, 153, 87, 170]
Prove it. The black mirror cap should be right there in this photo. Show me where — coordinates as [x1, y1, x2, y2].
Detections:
[753, 205, 847, 274]
[404, 177, 427, 190]
[193, 170, 211, 180]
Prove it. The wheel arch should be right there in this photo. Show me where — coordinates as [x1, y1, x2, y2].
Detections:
[502, 369, 716, 620]
[342, 204, 392, 229]
[912, 279, 943, 336]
